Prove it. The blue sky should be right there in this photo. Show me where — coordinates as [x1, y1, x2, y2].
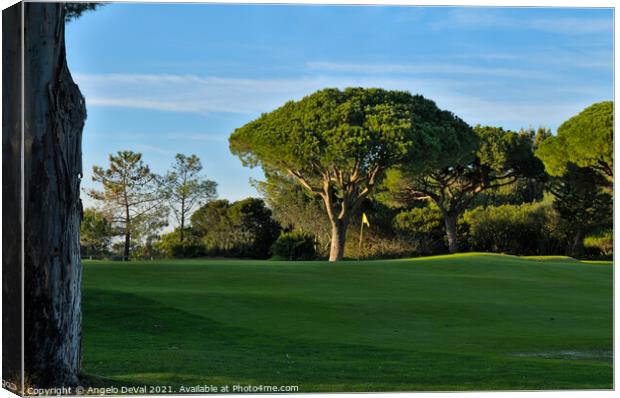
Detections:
[65, 4, 613, 204]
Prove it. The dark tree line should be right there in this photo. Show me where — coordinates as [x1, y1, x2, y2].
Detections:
[164, 198, 281, 259]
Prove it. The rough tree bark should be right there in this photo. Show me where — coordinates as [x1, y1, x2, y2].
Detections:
[307, 165, 382, 262]
[443, 211, 459, 254]
[321, 187, 353, 262]
[8, 2, 85, 387]
[2, 3, 24, 391]
[328, 218, 349, 262]
[570, 230, 585, 258]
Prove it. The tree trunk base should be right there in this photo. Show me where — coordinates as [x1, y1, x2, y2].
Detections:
[328, 220, 348, 261]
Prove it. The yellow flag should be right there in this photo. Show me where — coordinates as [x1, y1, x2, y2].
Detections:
[362, 212, 370, 227]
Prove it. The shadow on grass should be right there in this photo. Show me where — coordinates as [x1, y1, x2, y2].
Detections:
[81, 288, 612, 391]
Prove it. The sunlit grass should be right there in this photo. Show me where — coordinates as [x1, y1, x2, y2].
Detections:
[81, 253, 612, 391]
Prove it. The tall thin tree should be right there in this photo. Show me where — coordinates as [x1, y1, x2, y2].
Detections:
[89, 151, 165, 259]
[162, 154, 217, 242]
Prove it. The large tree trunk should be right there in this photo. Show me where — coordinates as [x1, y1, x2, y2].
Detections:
[328, 219, 349, 262]
[20, 3, 85, 387]
[569, 230, 585, 258]
[443, 211, 459, 254]
[2, 3, 24, 391]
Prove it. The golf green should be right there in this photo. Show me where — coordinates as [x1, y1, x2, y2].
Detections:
[81, 253, 612, 391]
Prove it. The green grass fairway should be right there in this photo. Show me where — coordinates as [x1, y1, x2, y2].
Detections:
[81, 253, 612, 391]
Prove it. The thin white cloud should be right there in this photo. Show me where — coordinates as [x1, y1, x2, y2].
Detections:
[430, 9, 612, 35]
[74, 70, 554, 116]
[133, 144, 178, 156]
[75, 73, 207, 85]
[307, 61, 553, 79]
[85, 130, 228, 142]
[87, 97, 202, 113]
[73, 72, 610, 131]
[440, 51, 612, 70]
[75, 73, 333, 114]
[525, 16, 612, 35]
[435, 94, 595, 131]
[166, 132, 227, 142]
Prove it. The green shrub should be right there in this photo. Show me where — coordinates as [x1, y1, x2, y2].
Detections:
[192, 198, 281, 259]
[462, 201, 563, 255]
[271, 232, 317, 260]
[155, 229, 206, 258]
[584, 230, 613, 257]
[170, 241, 206, 258]
[393, 205, 447, 255]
